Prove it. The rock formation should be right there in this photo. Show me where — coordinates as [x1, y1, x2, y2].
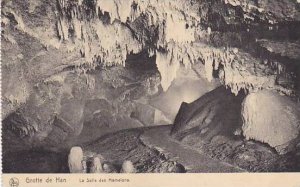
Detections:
[171, 87, 300, 171]
[120, 160, 136, 173]
[242, 90, 300, 154]
[171, 87, 245, 139]
[2, 0, 299, 101]
[87, 156, 103, 173]
[102, 163, 118, 173]
[2, 0, 300, 173]
[68, 146, 84, 173]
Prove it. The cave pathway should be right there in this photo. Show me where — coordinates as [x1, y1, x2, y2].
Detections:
[140, 125, 245, 173]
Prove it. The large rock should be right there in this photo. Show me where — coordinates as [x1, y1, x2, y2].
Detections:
[242, 90, 300, 154]
[171, 86, 245, 140]
[170, 87, 300, 171]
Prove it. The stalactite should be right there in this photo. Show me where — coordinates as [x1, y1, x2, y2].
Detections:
[4, 0, 293, 96]
[156, 50, 180, 91]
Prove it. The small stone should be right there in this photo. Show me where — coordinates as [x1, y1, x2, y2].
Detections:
[234, 128, 242, 136]
[82, 160, 87, 173]
[103, 163, 118, 173]
[207, 27, 211, 35]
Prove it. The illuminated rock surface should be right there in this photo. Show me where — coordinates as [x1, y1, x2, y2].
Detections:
[242, 90, 300, 154]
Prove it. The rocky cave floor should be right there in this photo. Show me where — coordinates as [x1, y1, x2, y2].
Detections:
[3, 126, 186, 173]
[3, 124, 300, 173]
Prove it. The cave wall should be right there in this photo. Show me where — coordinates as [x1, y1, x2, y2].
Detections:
[2, 0, 300, 152]
[3, 0, 300, 99]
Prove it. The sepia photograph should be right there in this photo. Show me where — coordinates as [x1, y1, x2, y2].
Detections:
[1, 0, 300, 178]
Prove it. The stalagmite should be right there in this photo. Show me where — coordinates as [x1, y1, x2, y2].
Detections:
[103, 163, 118, 173]
[68, 147, 84, 173]
[89, 157, 103, 173]
[120, 160, 136, 173]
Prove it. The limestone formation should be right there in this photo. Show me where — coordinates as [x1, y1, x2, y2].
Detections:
[68, 147, 84, 173]
[242, 90, 300, 154]
[102, 163, 118, 173]
[120, 160, 136, 173]
[170, 87, 300, 171]
[88, 156, 103, 173]
[2, 0, 300, 173]
[2, 0, 299, 101]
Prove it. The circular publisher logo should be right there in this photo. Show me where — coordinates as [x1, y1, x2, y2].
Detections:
[9, 178, 19, 187]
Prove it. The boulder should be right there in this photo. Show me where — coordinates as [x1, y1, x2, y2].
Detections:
[171, 87, 245, 140]
[242, 90, 300, 154]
